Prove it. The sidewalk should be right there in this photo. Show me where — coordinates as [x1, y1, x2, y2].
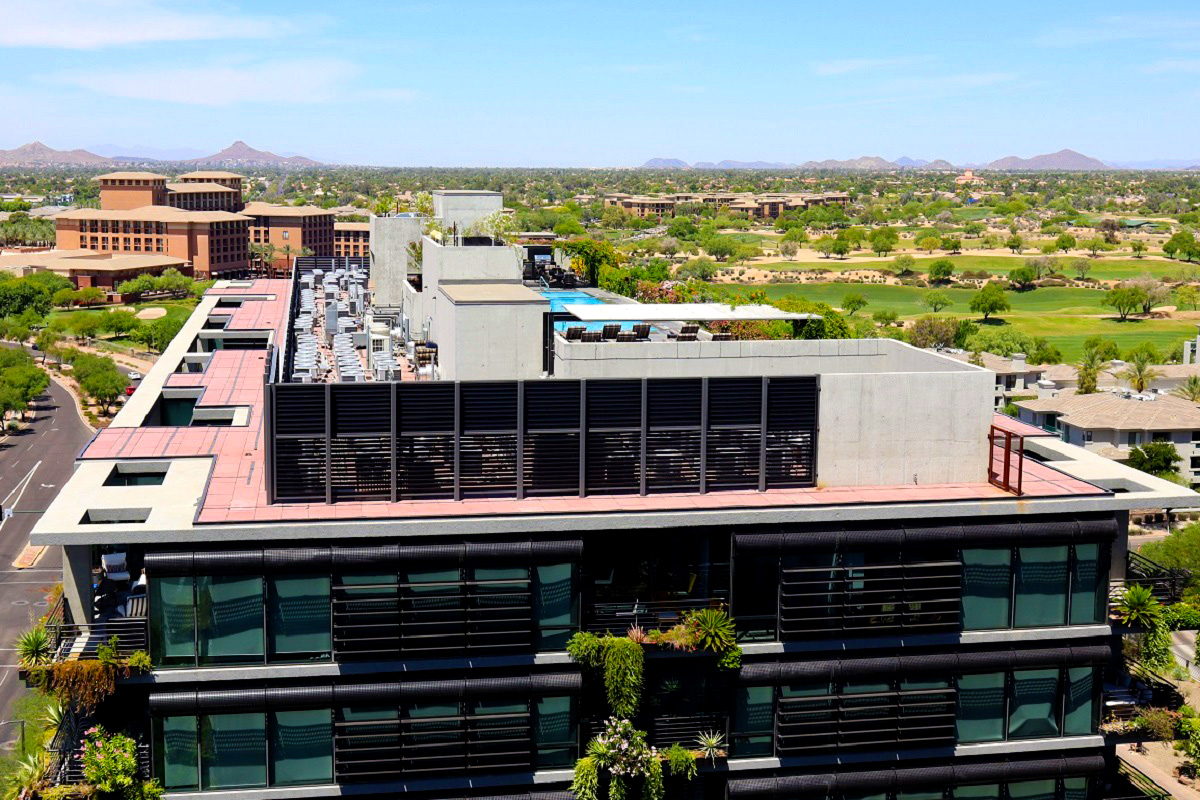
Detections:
[1121, 746, 1200, 800]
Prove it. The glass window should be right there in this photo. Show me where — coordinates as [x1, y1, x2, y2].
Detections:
[1063, 777, 1089, 800]
[200, 712, 267, 790]
[268, 576, 331, 660]
[535, 695, 576, 767]
[732, 685, 774, 756]
[270, 709, 332, 786]
[1008, 780, 1057, 800]
[159, 715, 198, 790]
[1064, 667, 1097, 736]
[1014, 546, 1068, 627]
[732, 555, 778, 640]
[197, 576, 264, 664]
[953, 785, 1000, 800]
[534, 563, 577, 651]
[897, 791, 944, 800]
[962, 549, 1012, 630]
[151, 577, 196, 666]
[1069, 544, 1102, 625]
[1009, 669, 1061, 739]
[956, 672, 1006, 743]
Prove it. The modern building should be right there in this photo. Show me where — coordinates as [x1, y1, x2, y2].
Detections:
[54, 206, 250, 280]
[0, 249, 189, 290]
[242, 201, 335, 276]
[603, 191, 850, 219]
[1015, 389, 1200, 484]
[333, 221, 370, 258]
[29, 191, 1196, 800]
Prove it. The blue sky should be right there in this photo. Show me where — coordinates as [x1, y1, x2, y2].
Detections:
[2, 0, 1200, 166]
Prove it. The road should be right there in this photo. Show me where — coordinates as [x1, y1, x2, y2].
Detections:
[0, 351, 93, 748]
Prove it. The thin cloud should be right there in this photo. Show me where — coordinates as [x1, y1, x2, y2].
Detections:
[1143, 59, 1200, 74]
[0, 0, 307, 49]
[881, 72, 1018, 94]
[813, 57, 928, 76]
[46, 58, 364, 106]
[1034, 15, 1200, 47]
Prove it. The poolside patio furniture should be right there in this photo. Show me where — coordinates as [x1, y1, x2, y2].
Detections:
[616, 330, 637, 342]
[680, 324, 699, 337]
[565, 326, 585, 341]
[712, 332, 732, 341]
[602, 323, 620, 340]
[632, 323, 651, 340]
[582, 330, 603, 342]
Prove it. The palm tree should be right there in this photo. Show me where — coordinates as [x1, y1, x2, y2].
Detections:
[1119, 354, 1163, 393]
[1114, 584, 1162, 628]
[277, 244, 298, 278]
[1076, 350, 1107, 395]
[1173, 375, 1200, 402]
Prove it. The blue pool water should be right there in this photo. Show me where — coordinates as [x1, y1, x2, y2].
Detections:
[541, 290, 631, 332]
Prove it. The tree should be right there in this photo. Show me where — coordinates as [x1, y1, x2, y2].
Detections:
[907, 315, 959, 349]
[131, 316, 185, 353]
[1083, 336, 1120, 361]
[940, 236, 962, 254]
[553, 217, 585, 237]
[868, 227, 899, 257]
[841, 292, 867, 316]
[872, 309, 899, 327]
[829, 238, 851, 259]
[1164, 231, 1197, 260]
[1127, 441, 1182, 480]
[675, 258, 718, 281]
[703, 236, 740, 262]
[1103, 287, 1144, 321]
[892, 254, 916, 275]
[79, 368, 127, 415]
[1118, 354, 1163, 392]
[1082, 236, 1112, 257]
[1076, 350, 1106, 395]
[559, 238, 620, 286]
[969, 283, 1011, 321]
[811, 237, 836, 258]
[927, 259, 954, 283]
[34, 329, 60, 363]
[658, 236, 679, 258]
[916, 235, 941, 254]
[99, 310, 141, 336]
[920, 290, 952, 313]
[1131, 240, 1148, 258]
[1177, 284, 1200, 311]
[1172, 375, 1200, 402]
[780, 226, 809, 244]
[779, 241, 799, 259]
[1125, 273, 1171, 314]
[1071, 258, 1093, 281]
[1005, 234, 1024, 254]
[1007, 265, 1037, 290]
[51, 287, 76, 308]
[1141, 522, 1200, 576]
[1055, 233, 1077, 253]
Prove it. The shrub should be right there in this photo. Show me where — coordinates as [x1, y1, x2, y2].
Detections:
[16, 625, 52, 667]
[688, 608, 736, 652]
[1135, 708, 1181, 741]
[127, 649, 153, 673]
[1116, 584, 1163, 628]
[603, 637, 644, 717]
[1164, 604, 1200, 631]
[81, 726, 139, 795]
[664, 742, 698, 780]
[716, 645, 743, 671]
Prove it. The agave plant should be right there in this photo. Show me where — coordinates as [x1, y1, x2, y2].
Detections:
[1114, 584, 1162, 628]
[1, 751, 48, 797]
[694, 730, 726, 764]
[688, 608, 736, 652]
[16, 625, 52, 668]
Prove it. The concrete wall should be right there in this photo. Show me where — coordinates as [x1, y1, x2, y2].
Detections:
[370, 214, 423, 308]
[552, 337, 982, 379]
[818, 370, 994, 486]
[432, 191, 503, 232]
[435, 296, 549, 381]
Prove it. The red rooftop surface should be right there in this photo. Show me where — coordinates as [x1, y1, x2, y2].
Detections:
[991, 412, 1056, 439]
[77, 281, 1107, 526]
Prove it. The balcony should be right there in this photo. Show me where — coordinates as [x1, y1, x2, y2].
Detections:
[1125, 551, 1191, 604]
[1103, 656, 1184, 723]
[43, 596, 148, 662]
[583, 598, 725, 636]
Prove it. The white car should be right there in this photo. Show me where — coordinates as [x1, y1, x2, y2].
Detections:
[126, 370, 143, 381]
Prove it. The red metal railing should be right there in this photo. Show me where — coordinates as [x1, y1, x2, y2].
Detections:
[988, 425, 1024, 496]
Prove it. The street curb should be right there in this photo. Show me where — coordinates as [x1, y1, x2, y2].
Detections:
[43, 367, 96, 434]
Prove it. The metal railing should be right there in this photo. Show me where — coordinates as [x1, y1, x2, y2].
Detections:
[583, 597, 724, 635]
[1117, 756, 1174, 800]
[988, 424, 1025, 495]
[647, 713, 728, 749]
[1127, 551, 1191, 604]
[47, 616, 149, 661]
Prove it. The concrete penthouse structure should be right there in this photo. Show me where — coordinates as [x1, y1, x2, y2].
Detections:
[243, 201, 335, 276]
[602, 191, 850, 219]
[30, 189, 1197, 800]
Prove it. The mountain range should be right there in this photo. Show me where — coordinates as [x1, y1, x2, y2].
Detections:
[641, 149, 1112, 171]
[0, 140, 321, 167]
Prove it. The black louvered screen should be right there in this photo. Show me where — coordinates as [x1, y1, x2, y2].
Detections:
[766, 377, 819, 488]
[270, 377, 819, 503]
[397, 383, 455, 499]
[585, 381, 642, 494]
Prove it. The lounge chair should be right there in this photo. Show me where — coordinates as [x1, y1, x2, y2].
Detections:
[565, 326, 585, 341]
[678, 333, 697, 342]
[632, 323, 651, 340]
[602, 323, 620, 340]
[712, 332, 732, 341]
[582, 330, 603, 342]
[680, 323, 699, 337]
[616, 330, 637, 342]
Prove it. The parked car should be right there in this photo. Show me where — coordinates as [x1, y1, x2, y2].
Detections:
[125, 385, 136, 396]
[126, 370, 142, 381]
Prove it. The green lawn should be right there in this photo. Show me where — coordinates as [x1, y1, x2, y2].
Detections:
[731, 282, 1197, 361]
[757, 253, 1183, 281]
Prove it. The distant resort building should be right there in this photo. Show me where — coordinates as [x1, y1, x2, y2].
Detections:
[601, 190, 849, 219]
[955, 168, 985, 185]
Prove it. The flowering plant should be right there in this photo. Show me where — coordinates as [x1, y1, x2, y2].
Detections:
[586, 717, 657, 779]
[80, 726, 138, 795]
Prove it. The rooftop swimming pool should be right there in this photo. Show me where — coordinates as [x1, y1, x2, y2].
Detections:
[540, 290, 640, 332]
